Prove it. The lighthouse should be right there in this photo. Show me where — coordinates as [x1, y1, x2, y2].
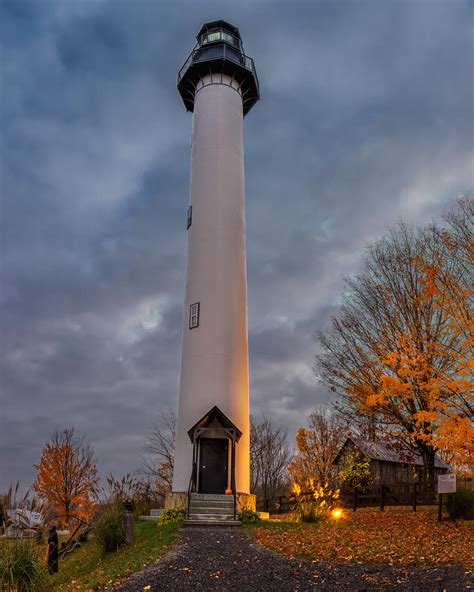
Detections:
[169, 20, 259, 520]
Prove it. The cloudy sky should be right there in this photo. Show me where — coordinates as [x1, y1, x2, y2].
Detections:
[1, 0, 473, 492]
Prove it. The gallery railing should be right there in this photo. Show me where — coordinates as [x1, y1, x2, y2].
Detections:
[177, 44, 259, 92]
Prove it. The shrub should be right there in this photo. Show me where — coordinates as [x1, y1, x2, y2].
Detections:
[292, 479, 340, 523]
[338, 450, 372, 490]
[237, 509, 260, 524]
[94, 503, 127, 553]
[444, 484, 474, 520]
[158, 508, 185, 525]
[35, 526, 45, 545]
[132, 499, 149, 521]
[0, 538, 47, 591]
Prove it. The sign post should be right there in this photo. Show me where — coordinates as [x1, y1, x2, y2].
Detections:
[437, 474, 456, 522]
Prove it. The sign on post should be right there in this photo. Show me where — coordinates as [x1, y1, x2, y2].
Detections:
[438, 474, 456, 494]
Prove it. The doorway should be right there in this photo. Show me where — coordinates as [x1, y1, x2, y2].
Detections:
[198, 438, 228, 494]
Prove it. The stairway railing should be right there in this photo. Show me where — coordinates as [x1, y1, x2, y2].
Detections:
[187, 461, 197, 519]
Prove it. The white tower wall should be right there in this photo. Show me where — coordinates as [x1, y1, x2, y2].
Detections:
[172, 74, 250, 493]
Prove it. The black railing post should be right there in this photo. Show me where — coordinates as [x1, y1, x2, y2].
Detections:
[412, 482, 418, 513]
[438, 493, 443, 522]
[187, 436, 197, 519]
[380, 484, 385, 512]
[353, 488, 358, 511]
[231, 434, 237, 520]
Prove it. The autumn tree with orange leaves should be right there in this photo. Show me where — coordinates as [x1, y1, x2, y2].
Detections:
[317, 198, 473, 480]
[33, 428, 99, 526]
[288, 408, 347, 487]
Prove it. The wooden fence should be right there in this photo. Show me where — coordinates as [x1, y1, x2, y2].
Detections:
[257, 479, 471, 514]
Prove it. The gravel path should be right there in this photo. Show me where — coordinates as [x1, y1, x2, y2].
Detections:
[111, 526, 472, 592]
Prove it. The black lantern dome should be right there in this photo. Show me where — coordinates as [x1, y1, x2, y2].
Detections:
[177, 19, 260, 116]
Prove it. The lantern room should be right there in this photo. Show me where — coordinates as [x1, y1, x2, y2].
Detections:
[177, 19, 260, 116]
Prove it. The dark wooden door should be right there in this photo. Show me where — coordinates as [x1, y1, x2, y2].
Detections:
[199, 438, 228, 494]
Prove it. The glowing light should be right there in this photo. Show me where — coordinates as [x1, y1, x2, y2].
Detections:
[331, 508, 343, 520]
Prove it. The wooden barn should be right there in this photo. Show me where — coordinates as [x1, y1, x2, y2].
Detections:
[333, 437, 450, 485]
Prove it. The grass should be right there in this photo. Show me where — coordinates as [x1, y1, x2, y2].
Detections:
[0, 537, 48, 591]
[46, 520, 181, 591]
[245, 506, 474, 568]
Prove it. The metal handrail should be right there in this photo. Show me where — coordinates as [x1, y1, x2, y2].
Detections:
[186, 462, 197, 519]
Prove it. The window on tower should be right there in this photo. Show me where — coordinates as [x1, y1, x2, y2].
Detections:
[203, 31, 237, 46]
[206, 32, 221, 42]
[189, 302, 200, 329]
[187, 205, 193, 229]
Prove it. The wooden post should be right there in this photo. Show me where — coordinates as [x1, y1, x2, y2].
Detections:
[438, 493, 443, 522]
[353, 488, 358, 511]
[412, 482, 417, 513]
[380, 484, 385, 512]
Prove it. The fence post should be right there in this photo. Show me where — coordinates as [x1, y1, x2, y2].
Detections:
[379, 484, 385, 512]
[412, 482, 417, 513]
[438, 493, 443, 522]
[352, 488, 358, 511]
[278, 496, 282, 515]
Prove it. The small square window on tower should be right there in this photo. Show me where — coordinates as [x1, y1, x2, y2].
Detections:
[187, 205, 193, 229]
[189, 302, 200, 329]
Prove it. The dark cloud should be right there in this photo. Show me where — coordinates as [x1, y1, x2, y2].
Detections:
[1, 0, 472, 491]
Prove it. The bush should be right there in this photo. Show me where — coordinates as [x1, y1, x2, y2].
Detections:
[237, 509, 260, 524]
[444, 484, 474, 520]
[0, 538, 47, 591]
[292, 479, 340, 523]
[338, 450, 372, 490]
[35, 526, 45, 545]
[294, 497, 323, 523]
[94, 503, 127, 553]
[132, 499, 149, 521]
[158, 508, 185, 525]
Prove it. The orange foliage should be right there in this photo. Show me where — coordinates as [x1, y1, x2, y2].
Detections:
[356, 256, 473, 469]
[288, 410, 346, 487]
[33, 428, 98, 526]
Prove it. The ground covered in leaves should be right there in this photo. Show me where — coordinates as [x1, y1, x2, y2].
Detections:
[249, 507, 473, 568]
[111, 525, 471, 591]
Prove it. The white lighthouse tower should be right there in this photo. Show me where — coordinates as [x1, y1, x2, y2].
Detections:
[170, 20, 259, 520]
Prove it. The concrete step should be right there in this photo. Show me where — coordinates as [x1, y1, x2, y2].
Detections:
[150, 509, 162, 517]
[190, 493, 232, 501]
[189, 502, 234, 510]
[138, 515, 160, 521]
[189, 509, 234, 520]
[184, 519, 240, 527]
[188, 506, 234, 515]
[190, 496, 234, 503]
[188, 513, 235, 521]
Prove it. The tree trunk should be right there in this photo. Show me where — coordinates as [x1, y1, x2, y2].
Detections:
[418, 443, 436, 488]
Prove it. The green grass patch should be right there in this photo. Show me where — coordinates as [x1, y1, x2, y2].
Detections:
[49, 520, 181, 591]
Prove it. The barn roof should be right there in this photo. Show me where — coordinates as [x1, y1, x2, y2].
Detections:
[334, 437, 450, 469]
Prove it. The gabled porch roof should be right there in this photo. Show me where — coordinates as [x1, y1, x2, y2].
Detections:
[187, 405, 242, 442]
